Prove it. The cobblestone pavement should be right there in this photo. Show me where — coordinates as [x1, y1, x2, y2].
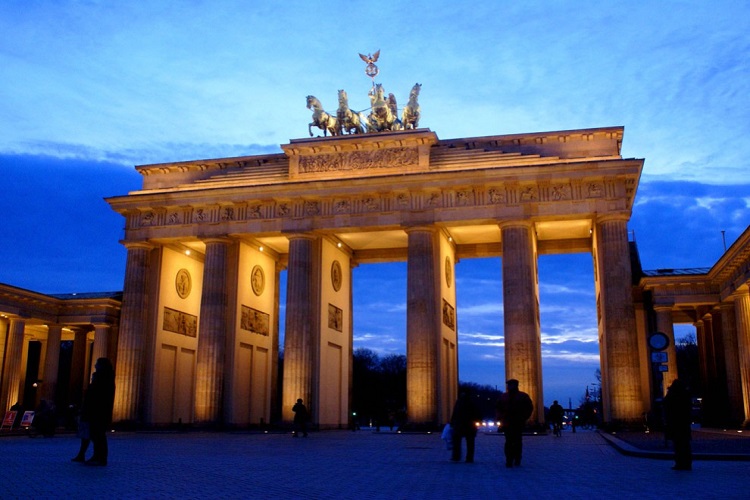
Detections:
[1, 428, 748, 499]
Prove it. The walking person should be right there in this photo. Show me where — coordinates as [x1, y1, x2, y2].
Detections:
[496, 379, 533, 468]
[664, 379, 692, 471]
[450, 389, 482, 463]
[292, 398, 309, 437]
[548, 400, 564, 437]
[79, 358, 115, 466]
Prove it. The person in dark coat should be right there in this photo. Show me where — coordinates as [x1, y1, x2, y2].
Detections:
[80, 358, 115, 466]
[496, 379, 533, 468]
[548, 400, 564, 436]
[292, 398, 309, 437]
[450, 390, 483, 463]
[664, 379, 692, 471]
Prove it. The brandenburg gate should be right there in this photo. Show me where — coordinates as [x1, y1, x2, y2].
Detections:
[105, 125, 646, 428]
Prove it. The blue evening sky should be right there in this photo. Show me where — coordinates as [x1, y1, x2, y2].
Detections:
[1, 1, 748, 407]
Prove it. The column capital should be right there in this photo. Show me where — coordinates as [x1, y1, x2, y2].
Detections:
[498, 220, 534, 231]
[595, 213, 630, 224]
[404, 225, 437, 235]
[200, 236, 233, 245]
[123, 240, 155, 251]
[284, 232, 319, 242]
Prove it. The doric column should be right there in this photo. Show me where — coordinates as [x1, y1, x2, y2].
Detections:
[195, 238, 232, 424]
[113, 242, 153, 422]
[282, 234, 320, 423]
[703, 313, 717, 388]
[719, 302, 744, 426]
[69, 328, 89, 405]
[500, 221, 543, 424]
[1, 319, 25, 411]
[41, 324, 63, 402]
[653, 305, 678, 394]
[694, 318, 708, 394]
[90, 324, 110, 371]
[594, 215, 643, 424]
[733, 288, 750, 427]
[405, 227, 440, 425]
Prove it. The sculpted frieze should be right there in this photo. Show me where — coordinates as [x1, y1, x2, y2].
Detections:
[221, 207, 235, 221]
[454, 189, 475, 206]
[488, 188, 506, 204]
[550, 184, 571, 201]
[128, 177, 623, 229]
[304, 201, 320, 215]
[298, 147, 419, 173]
[334, 200, 351, 214]
[520, 186, 538, 202]
[586, 183, 604, 198]
[141, 211, 156, 226]
[193, 208, 209, 223]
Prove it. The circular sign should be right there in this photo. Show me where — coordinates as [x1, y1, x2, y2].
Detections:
[649, 332, 670, 351]
[251, 265, 265, 296]
[331, 260, 342, 292]
[175, 269, 191, 299]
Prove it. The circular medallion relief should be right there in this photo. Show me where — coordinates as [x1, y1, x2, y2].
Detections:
[251, 265, 265, 296]
[331, 260, 342, 292]
[445, 257, 452, 288]
[175, 269, 192, 299]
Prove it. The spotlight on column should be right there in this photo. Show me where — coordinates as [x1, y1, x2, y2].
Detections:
[185, 250, 191, 256]
[337, 242, 342, 248]
[259, 246, 264, 252]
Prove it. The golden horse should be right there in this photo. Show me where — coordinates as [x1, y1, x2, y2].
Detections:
[306, 95, 339, 137]
[402, 83, 421, 130]
[336, 90, 366, 135]
[367, 84, 400, 132]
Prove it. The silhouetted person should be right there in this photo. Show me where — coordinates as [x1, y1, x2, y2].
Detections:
[450, 390, 482, 463]
[71, 374, 96, 462]
[548, 400, 564, 436]
[9, 401, 23, 429]
[496, 379, 533, 468]
[33, 399, 56, 437]
[664, 379, 692, 471]
[80, 358, 115, 466]
[292, 398, 309, 437]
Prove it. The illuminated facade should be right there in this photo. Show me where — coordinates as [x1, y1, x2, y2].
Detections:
[105, 127, 645, 427]
[2, 127, 749, 429]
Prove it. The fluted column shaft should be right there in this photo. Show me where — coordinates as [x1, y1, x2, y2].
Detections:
[1, 319, 25, 411]
[41, 324, 63, 402]
[405, 227, 439, 425]
[695, 319, 708, 394]
[733, 289, 750, 427]
[720, 302, 744, 426]
[113, 242, 152, 422]
[595, 216, 643, 423]
[91, 324, 110, 369]
[654, 306, 678, 394]
[282, 235, 319, 422]
[195, 238, 231, 424]
[69, 329, 88, 405]
[501, 222, 543, 423]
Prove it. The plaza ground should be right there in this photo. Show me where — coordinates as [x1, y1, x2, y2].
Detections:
[1, 427, 748, 499]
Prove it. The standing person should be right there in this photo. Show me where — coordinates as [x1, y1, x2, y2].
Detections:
[292, 398, 309, 437]
[71, 374, 94, 462]
[450, 390, 482, 463]
[664, 379, 692, 471]
[496, 379, 533, 468]
[548, 400, 564, 437]
[80, 358, 115, 466]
